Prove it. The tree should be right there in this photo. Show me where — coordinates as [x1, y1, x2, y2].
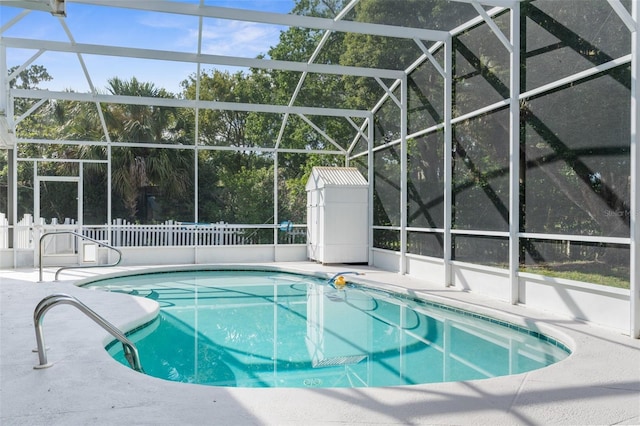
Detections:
[54, 77, 193, 223]
[103, 77, 192, 222]
[4, 65, 61, 218]
[180, 70, 275, 223]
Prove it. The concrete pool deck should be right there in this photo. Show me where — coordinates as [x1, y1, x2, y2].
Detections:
[1, 262, 639, 425]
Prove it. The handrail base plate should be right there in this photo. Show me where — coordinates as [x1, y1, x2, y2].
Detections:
[34, 363, 53, 369]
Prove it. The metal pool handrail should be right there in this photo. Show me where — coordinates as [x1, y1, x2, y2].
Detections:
[33, 293, 143, 372]
[39, 231, 123, 282]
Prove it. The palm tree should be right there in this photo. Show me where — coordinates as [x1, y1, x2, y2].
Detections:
[102, 77, 192, 222]
[50, 77, 192, 223]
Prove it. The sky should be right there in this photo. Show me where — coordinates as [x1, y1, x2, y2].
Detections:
[0, 0, 296, 94]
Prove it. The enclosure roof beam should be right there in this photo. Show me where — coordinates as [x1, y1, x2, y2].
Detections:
[8, 48, 45, 83]
[11, 88, 371, 118]
[0, 9, 30, 34]
[450, 0, 519, 8]
[274, 0, 360, 151]
[298, 113, 346, 153]
[3, 37, 405, 80]
[1, 0, 65, 15]
[73, 0, 450, 42]
[18, 138, 345, 156]
[607, 0, 637, 32]
[470, 0, 513, 53]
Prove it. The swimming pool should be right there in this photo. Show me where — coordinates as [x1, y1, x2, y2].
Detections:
[82, 269, 570, 388]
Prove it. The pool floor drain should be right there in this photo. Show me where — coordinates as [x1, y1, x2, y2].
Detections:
[303, 378, 322, 386]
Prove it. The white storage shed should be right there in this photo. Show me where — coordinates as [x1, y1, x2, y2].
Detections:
[306, 167, 369, 264]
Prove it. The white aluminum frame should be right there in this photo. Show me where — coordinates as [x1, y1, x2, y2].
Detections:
[0, 0, 638, 337]
[630, 0, 639, 338]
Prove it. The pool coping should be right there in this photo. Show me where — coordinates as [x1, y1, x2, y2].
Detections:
[1, 262, 639, 425]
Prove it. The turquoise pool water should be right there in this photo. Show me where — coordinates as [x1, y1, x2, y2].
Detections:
[83, 270, 570, 388]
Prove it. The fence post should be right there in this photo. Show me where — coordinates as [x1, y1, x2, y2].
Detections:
[113, 218, 120, 247]
[0, 213, 7, 249]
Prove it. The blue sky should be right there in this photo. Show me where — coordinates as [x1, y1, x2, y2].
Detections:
[1, 1, 295, 94]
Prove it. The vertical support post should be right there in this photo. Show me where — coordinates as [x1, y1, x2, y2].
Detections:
[194, 71, 200, 226]
[274, 151, 279, 248]
[106, 144, 112, 255]
[368, 113, 374, 266]
[0, 43, 17, 264]
[509, 3, 521, 305]
[0, 43, 9, 144]
[0, 43, 7, 120]
[194, 9, 204, 258]
[79, 163, 84, 226]
[193, 132, 199, 262]
[400, 76, 408, 274]
[194, 9, 203, 226]
[630, 1, 640, 338]
[8, 148, 15, 264]
[33, 165, 40, 268]
[34, 165, 39, 226]
[443, 36, 453, 287]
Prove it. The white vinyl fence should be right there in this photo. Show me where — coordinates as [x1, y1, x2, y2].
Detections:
[15, 213, 37, 249]
[1, 214, 306, 250]
[0, 213, 8, 249]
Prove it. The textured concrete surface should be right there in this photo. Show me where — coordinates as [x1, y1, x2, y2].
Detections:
[1, 263, 639, 425]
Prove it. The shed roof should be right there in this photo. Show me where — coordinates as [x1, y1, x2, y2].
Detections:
[306, 167, 368, 190]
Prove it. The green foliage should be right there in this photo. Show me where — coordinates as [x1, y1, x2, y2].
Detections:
[197, 150, 273, 223]
[520, 264, 630, 289]
[3, 0, 634, 290]
[182, 70, 256, 146]
[7, 65, 60, 217]
[12, 65, 58, 142]
[10, 64, 52, 90]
